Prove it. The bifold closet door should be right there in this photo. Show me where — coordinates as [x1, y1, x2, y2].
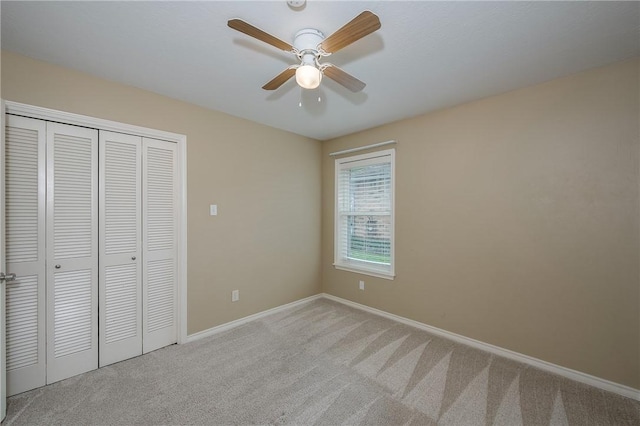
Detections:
[142, 138, 178, 353]
[45, 122, 98, 384]
[4, 115, 178, 395]
[4, 116, 46, 396]
[99, 131, 142, 367]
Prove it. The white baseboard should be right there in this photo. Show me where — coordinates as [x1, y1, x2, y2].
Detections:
[186, 294, 323, 343]
[184, 291, 639, 401]
[322, 293, 640, 402]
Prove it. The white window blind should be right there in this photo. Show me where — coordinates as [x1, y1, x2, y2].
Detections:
[334, 148, 395, 279]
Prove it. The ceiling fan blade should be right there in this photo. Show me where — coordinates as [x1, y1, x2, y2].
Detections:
[322, 64, 366, 92]
[228, 19, 295, 52]
[319, 11, 381, 54]
[262, 67, 297, 90]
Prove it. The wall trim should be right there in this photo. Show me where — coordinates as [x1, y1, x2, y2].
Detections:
[5, 101, 185, 143]
[184, 291, 639, 400]
[186, 294, 324, 343]
[1, 100, 8, 419]
[5, 101, 189, 345]
[322, 293, 640, 401]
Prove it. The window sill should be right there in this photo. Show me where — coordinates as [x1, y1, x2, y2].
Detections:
[333, 264, 395, 280]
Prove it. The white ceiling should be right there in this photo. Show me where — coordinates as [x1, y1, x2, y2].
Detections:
[2, 1, 638, 141]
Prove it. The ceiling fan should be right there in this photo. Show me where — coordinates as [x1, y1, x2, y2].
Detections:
[228, 11, 381, 92]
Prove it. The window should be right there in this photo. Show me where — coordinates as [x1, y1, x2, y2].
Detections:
[334, 149, 395, 279]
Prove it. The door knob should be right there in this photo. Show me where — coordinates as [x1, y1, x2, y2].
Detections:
[55, 264, 61, 269]
[0, 272, 17, 282]
[131, 256, 136, 260]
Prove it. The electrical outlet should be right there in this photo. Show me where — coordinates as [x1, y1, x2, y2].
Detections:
[232, 289, 239, 302]
[359, 280, 365, 290]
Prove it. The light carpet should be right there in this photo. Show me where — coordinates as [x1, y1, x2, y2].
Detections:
[3, 298, 639, 425]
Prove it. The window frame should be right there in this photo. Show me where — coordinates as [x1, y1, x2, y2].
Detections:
[333, 148, 395, 280]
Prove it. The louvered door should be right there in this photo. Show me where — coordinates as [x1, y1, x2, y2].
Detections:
[3, 111, 180, 394]
[142, 138, 177, 353]
[4, 116, 46, 395]
[1, 104, 5, 419]
[45, 122, 98, 384]
[99, 131, 142, 367]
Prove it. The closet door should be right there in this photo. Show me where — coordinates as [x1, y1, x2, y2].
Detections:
[99, 131, 142, 367]
[142, 138, 177, 353]
[4, 116, 46, 395]
[46, 122, 98, 384]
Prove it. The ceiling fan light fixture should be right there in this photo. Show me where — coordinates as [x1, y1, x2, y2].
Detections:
[228, 11, 380, 92]
[296, 64, 322, 89]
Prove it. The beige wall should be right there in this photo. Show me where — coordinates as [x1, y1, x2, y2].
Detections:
[322, 59, 640, 388]
[1, 50, 322, 335]
[3, 49, 639, 389]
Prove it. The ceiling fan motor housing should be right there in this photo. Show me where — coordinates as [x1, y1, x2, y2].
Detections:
[294, 28, 325, 63]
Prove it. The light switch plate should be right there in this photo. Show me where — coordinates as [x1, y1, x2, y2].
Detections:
[210, 204, 217, 216]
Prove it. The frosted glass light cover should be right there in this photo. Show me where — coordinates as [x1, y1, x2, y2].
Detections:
[296, 65, 322, 89]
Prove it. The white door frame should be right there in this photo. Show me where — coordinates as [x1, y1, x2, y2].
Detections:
[4, 101, 188, 346]
[1, 100, 7, 420]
